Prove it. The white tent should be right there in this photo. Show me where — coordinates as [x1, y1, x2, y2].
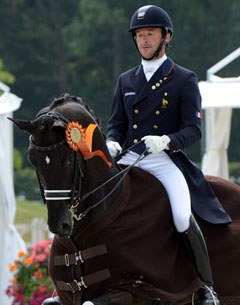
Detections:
[200, 47, 240, 179]
[0, 82, 26, 305]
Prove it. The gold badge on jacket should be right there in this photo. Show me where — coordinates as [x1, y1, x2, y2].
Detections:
[161, 98, 168, 110]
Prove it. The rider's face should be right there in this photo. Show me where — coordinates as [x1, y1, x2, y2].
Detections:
[135, 27, 169, 59]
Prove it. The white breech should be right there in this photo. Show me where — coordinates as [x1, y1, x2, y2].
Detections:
[119, 151, 191, 232]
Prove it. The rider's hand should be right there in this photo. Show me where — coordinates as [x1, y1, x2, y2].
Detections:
[106, 140, 122, 158]
[141, 135, 170, 154]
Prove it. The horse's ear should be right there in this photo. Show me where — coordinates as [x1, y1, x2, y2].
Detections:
[8, 117, 37, 134]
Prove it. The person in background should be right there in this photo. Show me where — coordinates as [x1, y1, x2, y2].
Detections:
[107, 5, 231, 305]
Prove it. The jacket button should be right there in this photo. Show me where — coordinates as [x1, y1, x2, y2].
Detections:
[134, 109, 139, 114]
[133, 139, 138, 144]
[133, 124, 138, 129]
[153, 125, 158, 129]
[155, 110, 160, 115]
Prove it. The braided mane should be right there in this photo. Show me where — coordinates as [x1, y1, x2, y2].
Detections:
[50, 93, 100, 125]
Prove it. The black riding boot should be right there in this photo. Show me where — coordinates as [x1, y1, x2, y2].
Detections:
[41, 296, 61, 305]
[180, 215, 220, 305]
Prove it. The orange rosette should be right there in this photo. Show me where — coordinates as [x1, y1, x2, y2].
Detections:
[65, 121, 85, 152]
[65, 121, 112, 167]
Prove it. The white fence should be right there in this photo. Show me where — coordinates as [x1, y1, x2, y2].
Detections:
[16, 218, 53, 248]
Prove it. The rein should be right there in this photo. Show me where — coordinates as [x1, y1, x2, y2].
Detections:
[69, 148, 149, 220]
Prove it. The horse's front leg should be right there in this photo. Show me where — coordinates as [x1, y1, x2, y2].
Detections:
[83, 290, 136, 305]
[42, 290, 169, 305]
[42, 290, 140, 305]
[84, 291, 183, 305]
[83, 289, 153, 305]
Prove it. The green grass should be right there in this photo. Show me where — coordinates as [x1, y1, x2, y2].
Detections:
[15, 199, 47, 224]
[15, 199, 49, 245]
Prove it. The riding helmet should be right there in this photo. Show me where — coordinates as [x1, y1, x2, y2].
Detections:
[128, 5, 173, 36]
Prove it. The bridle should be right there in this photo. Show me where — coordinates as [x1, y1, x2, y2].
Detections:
[29, 110, 85, 213]
[30, 110, 149, 221]
[30, 136, 83, 206]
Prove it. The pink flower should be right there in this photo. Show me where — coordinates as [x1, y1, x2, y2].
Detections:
[6, 239, 53, 305]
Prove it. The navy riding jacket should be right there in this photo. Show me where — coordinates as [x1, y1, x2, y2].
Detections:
[107, 58, 231, 225]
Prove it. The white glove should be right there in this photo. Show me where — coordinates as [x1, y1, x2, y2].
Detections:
[106, 140, 122, 158]
[142, 135, 170, 154]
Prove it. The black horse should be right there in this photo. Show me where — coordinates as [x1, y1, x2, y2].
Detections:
[11, 94, 240, 305]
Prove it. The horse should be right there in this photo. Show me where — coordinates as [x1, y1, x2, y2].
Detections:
[11, 94, 240, 305]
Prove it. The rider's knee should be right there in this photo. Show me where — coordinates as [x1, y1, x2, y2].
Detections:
[173, 214, 191, 232]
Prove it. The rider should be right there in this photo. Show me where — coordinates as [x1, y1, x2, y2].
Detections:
[106, 5, 231, 305]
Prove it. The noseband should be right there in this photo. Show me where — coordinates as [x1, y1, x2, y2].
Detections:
[44, 190, 72, 201]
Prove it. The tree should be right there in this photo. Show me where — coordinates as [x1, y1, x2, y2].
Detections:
[0, 59, 15, 85]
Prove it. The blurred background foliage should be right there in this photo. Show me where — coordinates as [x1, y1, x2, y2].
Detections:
[0, 0, 239, 199]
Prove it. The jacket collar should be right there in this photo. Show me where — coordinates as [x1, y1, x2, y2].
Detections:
[135, 57, 174, 77]
[133, 58, 175, 105]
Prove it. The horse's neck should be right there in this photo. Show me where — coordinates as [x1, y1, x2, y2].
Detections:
[93, 162, 121, 201]
[79, 162, 122, 220]
[71, 163, 122, 237]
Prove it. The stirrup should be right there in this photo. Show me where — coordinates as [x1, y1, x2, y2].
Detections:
[41, 296, 61, 305]
[200, 285, 220, 305]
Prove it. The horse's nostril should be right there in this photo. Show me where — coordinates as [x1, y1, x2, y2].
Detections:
[62, 223, 72, 234]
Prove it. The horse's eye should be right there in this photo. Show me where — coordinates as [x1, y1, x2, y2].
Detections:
[65, 153, 74, 166]
[28, 150, 37, 167]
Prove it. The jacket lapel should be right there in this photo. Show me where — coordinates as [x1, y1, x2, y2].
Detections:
[132, 65, 146, 92]
[133, 58, 175, 105]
